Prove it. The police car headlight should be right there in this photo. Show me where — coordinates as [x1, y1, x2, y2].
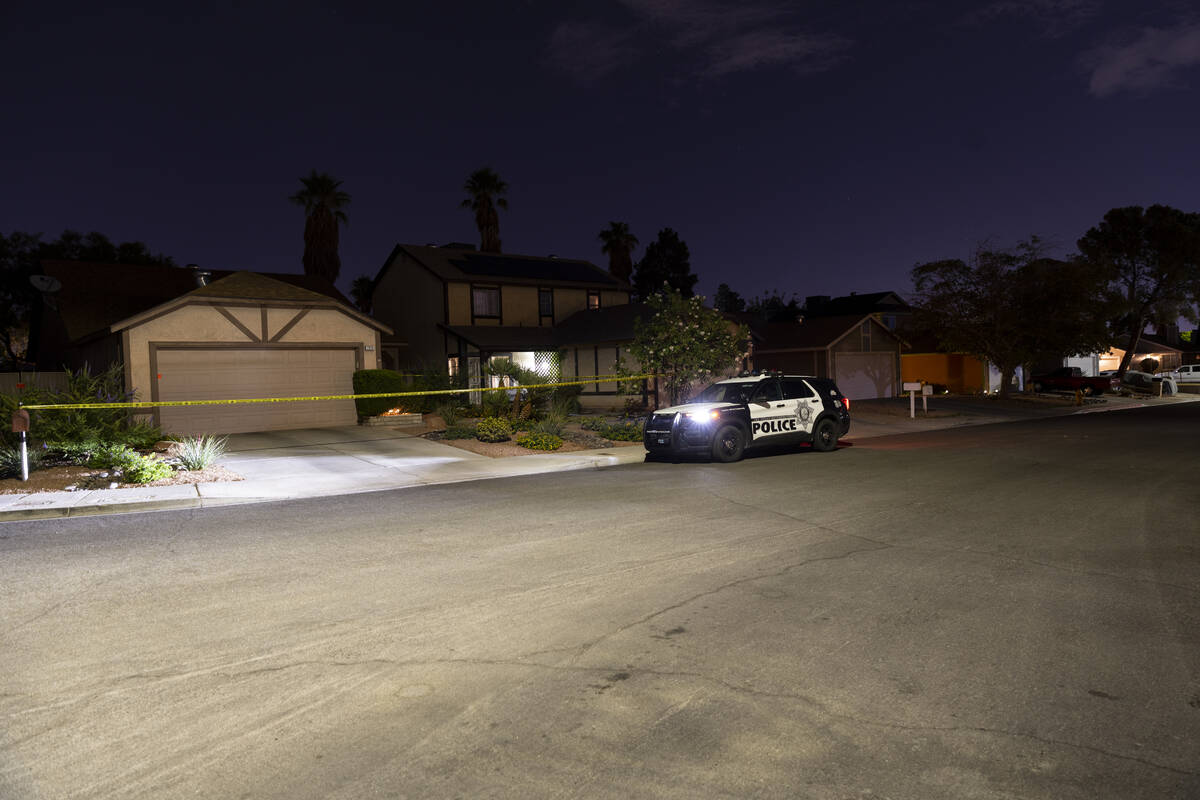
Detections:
[683, 410, 721, 424]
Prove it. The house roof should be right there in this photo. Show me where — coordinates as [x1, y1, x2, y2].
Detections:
[758, 314, 902, 350]
[439, 324, 558, 353]
[804, 291, 912, 317]
[553, 303, 655, 346]
[39, 260, 360, 342]
[381, 244, 628, 289]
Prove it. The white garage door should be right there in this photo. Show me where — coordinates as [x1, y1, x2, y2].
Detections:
[156, 348, 358, 435]
[835, 352, 896, 400]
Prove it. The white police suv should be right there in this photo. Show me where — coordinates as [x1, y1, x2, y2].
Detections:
[643, 373, 852, 462]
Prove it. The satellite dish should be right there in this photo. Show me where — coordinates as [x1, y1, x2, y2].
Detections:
[30, 275, 62, 293]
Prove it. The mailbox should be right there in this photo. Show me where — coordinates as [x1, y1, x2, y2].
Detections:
[12, 409, 30, 433]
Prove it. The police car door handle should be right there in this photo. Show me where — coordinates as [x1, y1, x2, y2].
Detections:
[774, 403, 785, 407]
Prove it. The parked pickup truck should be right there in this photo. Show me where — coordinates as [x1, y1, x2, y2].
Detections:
[1031, 367, 1120, 396]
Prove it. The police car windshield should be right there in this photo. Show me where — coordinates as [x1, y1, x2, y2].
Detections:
[692, 382, 748, 404]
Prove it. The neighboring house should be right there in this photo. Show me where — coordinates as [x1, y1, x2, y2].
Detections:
[1100, 330, 1196, 373]
[899, 329, 991, 393]
[803, 291, 913, 331]
[370, 243, 631, 388]
[32, 260, 390, 435]
[754, 315, 903, 400]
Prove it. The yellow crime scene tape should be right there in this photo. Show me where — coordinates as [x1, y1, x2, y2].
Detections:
[17, 374, 659, 411]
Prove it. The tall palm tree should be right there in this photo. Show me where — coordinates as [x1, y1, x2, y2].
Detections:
[290, 170, 350, 284]
[461, 168, 508, 253]
[598, 221, 638, 283]
[349, 275, 375, 313]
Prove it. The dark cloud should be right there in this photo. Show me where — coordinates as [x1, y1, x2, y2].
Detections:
[1082, 21, 1200, 96]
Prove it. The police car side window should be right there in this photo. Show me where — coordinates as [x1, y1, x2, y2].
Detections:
[750, 381, 782, 402]
[782, 379, 814, 399]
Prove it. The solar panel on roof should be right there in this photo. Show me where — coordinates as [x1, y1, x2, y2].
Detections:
[449, 253, 618, 285]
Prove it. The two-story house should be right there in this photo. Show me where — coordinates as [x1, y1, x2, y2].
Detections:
[371, 243, 631, 389]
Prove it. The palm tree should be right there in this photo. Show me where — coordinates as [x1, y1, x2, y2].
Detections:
[598, 221, 638, 283]
[349, 275, 375, 313]
[290, 170, 350, 283]
[461, 168, 508, 253]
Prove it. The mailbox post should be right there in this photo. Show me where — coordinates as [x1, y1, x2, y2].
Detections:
[12, 408, 30, 481]
[902, 382, 921, 418]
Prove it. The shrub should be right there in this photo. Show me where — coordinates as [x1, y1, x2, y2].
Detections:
[480, 387, 510, 418]
[0, 445, 43, 478]
[549, 383, 582, 415]
[602, 421, 644, 441]
[533, 413, 566, 436]
[174, 435, 228, 470]
[29, 363, 136, 445]
[433, 401, 461, 427]
[442, 426, 476, 440]
[352, 369, 411, 418]
[474, 417, 512, 442]
[88, 443, 141, 471]
[44, 440, 102, 465]
[517, 432, 563, 451]
[123, 454, 173, 484]
[115, 420, 164, 450]
[579, 416, 607, 432]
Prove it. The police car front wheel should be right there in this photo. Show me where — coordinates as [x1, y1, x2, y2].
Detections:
[711, 425, 746, 463]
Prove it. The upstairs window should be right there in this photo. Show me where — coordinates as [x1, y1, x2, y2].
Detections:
[861, 320, 872, 351]
[472, 286, 500, 318]
[539, 288, 554, 318]
[587, 291, 601, 310]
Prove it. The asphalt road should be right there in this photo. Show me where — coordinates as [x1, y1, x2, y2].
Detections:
[2, 405, 1198, 799]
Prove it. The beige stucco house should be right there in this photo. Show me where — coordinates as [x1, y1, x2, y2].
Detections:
[35, 261, 390, 434]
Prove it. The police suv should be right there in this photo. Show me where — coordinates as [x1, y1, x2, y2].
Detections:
[643, 373, 851, 462]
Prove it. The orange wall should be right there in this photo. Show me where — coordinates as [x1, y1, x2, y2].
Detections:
[901, 353, 988, 393]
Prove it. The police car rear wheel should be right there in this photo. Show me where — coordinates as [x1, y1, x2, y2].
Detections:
[711, 425, 745, 462]
[812, 418, 838, 452]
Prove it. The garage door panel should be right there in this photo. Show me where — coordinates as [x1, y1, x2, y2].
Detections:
[157, 348, 357, 435]
[835, 352, 896, 400]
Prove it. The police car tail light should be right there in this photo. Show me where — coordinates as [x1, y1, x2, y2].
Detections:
[842, 397, 850, 411]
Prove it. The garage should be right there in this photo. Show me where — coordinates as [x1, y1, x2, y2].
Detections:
[108, 271, 391, 435]
[155, 347, 359, 435]
[834, 351, 897, 400]
[754, 314, 903, 400]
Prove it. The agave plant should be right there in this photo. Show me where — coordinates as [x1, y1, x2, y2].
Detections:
[174, 435, 228, 470]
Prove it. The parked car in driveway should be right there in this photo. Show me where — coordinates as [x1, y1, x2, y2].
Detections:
[1175, 365, 1200, 383]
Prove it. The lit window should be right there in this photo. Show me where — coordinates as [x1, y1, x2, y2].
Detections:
[587, 291, 601, 310]
[447, 356, 460, 378]
[472, 287, 500, 317]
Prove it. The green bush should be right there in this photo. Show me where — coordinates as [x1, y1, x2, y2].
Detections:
[0, 445, 43, 478]
[601, 421, 644, 441]
[517, 432, 563, 451]
[45, 440, 102, 465]
[442, 426, 476, 440]
[88, 443, 141, 471]
[475, 417, 512, 443]
[533, 413, 566, 436]
[174, 435, 228, 470]
[352, 369, 411, 418]
[115, 420, 164, 450]
[433, 401, 461, 427]
[579, 416, 607, 431]
[480, 387, 511, 418]
[123, 454, 173, 484]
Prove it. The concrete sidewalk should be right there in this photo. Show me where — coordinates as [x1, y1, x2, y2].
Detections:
[1, 392, 1192, 521]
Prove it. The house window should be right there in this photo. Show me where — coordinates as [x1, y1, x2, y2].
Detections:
[472, 286, 500, 318]
[861, 321, 872, 351]
[538, 288, 554, 318]
[587, 291, 601, 310]
[447, 355, 460, 378]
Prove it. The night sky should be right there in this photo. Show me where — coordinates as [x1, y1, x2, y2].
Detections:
[4, 1, 1198, 305]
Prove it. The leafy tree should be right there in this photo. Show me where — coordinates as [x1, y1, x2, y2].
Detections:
[712, 283, 745, 312]
[746, 289, 801, 322]
[1077, 204, 1200, 380]
[1, 230, 174, 368]
[461, 167, 508, 253]
[632, 228, 697, 300]
[911, 239, 1109, 397]
[622, 288, 746, 405]
[598, 221, 638, 283]
[349, 275, 375, 313]
[290, 170, 350, 284]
